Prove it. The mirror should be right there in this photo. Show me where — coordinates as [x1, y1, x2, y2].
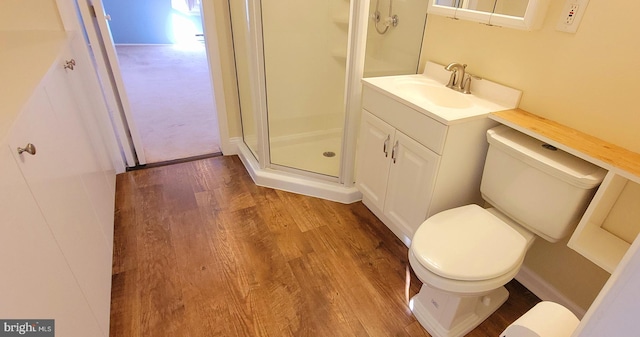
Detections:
[427, 0, 549, 30]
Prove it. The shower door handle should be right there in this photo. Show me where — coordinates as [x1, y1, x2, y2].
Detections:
[383, 135, 390, 157]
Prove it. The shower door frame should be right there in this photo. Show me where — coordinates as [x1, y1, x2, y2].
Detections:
[242, 0, 371, 187]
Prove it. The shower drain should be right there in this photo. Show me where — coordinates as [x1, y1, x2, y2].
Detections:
[323, 151, 336, 158]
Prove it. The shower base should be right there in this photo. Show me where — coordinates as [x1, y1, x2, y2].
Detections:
[235, 137, 361, 204]
[270, 131, 342, 177]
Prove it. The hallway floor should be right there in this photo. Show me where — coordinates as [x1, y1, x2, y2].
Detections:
[116, 44, 220, 163]
[110, 155, 540, 336]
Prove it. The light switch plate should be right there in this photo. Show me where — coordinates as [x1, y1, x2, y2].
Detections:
[556, 0, 590, 33]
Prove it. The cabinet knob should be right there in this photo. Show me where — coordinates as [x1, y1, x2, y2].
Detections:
[17, 143, 36, 156]
[64, 59, 76, 70]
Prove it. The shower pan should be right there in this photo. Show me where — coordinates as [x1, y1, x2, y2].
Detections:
[228, 0, 428, 202]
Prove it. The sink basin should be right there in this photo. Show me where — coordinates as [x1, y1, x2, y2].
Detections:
[394, 79, 472, 109]
[361, 61, 522, 124]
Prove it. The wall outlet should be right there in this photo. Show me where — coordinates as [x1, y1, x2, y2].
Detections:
[556, 0, 590, 33]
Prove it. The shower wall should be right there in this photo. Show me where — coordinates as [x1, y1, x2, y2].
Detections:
[363, 0, 429, 77]
[261, 0, 348, 140]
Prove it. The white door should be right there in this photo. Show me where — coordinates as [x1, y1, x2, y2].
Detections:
[47, 43, 116, 251]
[384, 131, 440, 238]
[356, 111, 396, 210]
[75, 0, 147, 165]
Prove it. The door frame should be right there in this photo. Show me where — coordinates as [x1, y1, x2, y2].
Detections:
[58, 0, 231, 168]
[80, 0, 148, 166]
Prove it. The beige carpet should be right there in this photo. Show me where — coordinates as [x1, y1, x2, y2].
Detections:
[116, 44, 220, 164]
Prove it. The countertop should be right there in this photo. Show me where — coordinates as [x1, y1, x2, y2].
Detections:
[361, 62, 522, 126]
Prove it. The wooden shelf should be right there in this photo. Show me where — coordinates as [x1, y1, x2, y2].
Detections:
[491, 109, 640, 184]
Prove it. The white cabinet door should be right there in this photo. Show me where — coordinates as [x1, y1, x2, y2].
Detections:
[8, 80, 112, 336]
[46, 44, 115, 252]
[1, 103, 103, 336]
[356, 111, 396, 210]
[384, 131, 440, 238]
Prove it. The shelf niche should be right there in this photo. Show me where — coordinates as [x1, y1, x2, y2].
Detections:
[569, 172, 640, 273]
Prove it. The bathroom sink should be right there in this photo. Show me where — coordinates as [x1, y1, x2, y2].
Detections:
[394, 79, 473, 109]
[361, 62, 523, 124]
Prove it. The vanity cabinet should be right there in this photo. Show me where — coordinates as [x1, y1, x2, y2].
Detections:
[356, 84, 498, 244]
[357, 111, 440, 241]
[1, 32, 114, 336]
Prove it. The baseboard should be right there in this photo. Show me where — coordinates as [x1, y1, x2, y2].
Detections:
[223, 137, 242, 156]
[515, 266, 586, 319]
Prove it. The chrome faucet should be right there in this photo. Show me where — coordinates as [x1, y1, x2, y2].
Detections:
[444, 62, 466, 92]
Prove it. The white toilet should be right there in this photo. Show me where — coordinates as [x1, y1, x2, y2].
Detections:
[408, 125, 606, 337]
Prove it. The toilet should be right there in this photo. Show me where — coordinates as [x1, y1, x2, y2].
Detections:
[408, 125, 606, 337]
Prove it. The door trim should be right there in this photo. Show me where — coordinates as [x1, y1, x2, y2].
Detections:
[82, 0, 147, 165]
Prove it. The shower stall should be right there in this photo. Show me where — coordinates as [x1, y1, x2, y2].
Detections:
[228, 0, 428, 202]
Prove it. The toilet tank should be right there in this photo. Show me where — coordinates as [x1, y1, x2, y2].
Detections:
[481, 125, 606, 242]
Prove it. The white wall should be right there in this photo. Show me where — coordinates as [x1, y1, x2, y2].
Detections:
[0, 0, 62, 31]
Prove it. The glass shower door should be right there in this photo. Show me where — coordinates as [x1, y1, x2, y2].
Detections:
[261, 0, 350, 178]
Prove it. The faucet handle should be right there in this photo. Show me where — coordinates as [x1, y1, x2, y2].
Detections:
[462, 73, 481, 94]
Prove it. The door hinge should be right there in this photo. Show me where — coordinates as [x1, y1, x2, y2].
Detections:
[89, 5, 97, 17]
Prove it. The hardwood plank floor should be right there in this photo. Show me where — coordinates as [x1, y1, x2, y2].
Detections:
[110, 155, 540, 337]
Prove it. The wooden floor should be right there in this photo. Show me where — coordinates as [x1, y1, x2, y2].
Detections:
[110, 155, 540, 337]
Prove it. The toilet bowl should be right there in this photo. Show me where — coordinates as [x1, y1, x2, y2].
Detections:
[408, 125, 606, 337]
[408, 205, 535, 337]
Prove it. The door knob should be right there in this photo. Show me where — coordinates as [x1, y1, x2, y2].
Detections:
[17, 143, 36, 155]
[64, 59, 76, 70]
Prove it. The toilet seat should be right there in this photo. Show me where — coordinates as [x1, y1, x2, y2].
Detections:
[411, 204, 529, 282]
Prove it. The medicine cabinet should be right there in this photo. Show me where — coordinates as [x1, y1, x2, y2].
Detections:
[428, 0, 550, 30]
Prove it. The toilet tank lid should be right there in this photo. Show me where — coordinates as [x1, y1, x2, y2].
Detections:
[487, 126, 606, 189]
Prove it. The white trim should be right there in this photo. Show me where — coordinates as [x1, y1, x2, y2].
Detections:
[237, 143, 362, 204]
[200, 1, 233, 155]
[225, 137, 242, 156]
[73, 0, 137, 167]
[89, 0, 147, 165]
[515, 265, 587, 319]
[247, 0, 271, 170]
[339, 0, 370, 187]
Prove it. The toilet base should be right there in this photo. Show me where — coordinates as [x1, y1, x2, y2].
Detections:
[410, 284, 509, 337]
